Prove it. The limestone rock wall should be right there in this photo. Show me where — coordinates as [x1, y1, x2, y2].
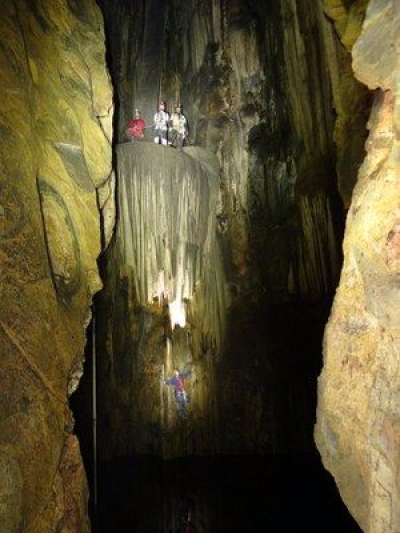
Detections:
[100, 0, 345, 301]
[316, 1, 400, 531]
[0, 1, 113, 531]
[126, 0, 345, 305]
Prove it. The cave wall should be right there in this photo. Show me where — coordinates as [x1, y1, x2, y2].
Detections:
[316, 1, 400, 531]
[0, 1, 113, 531]
[101, 0, 345, 301]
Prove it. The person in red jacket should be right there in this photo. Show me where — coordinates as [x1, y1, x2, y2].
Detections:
[127, 108, 146, 141]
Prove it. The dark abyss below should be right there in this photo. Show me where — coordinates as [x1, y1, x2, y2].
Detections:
[90, 453, 362, 533]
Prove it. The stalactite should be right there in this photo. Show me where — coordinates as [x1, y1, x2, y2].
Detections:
[116, 142, 224, 346]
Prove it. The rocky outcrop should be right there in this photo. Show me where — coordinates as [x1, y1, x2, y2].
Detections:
[316, 1, 400, 531]
[0, 1, 113, 531]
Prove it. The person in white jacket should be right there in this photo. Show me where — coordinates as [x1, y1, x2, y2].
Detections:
[154, 100, 170, 145]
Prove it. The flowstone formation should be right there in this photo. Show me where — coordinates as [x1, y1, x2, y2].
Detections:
[0, 1, 113, 531]
[117, 143, 221, 329]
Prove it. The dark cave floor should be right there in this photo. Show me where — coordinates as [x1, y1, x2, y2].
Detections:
[91, 452, 362, 533]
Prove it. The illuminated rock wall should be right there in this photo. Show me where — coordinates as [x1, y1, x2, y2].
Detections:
[0, 1, 113, 531]
[316, 1, 400, 531]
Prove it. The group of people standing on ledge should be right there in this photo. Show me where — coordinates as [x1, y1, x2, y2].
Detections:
[127, 100, 188, 148]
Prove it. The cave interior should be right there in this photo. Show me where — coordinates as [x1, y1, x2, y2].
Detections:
[68, 0, 370, 531]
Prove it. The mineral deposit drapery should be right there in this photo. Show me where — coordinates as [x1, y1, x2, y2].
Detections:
[116, 143, 218, 308]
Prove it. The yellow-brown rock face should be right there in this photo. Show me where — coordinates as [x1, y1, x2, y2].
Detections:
[316, 2, 400, 531]
[0, 1, 113, 531]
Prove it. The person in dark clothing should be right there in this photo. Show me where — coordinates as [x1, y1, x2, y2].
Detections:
[177, 515, 197, 533]
[163, 368, 192, 418]
[177, 502, 197, 533]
